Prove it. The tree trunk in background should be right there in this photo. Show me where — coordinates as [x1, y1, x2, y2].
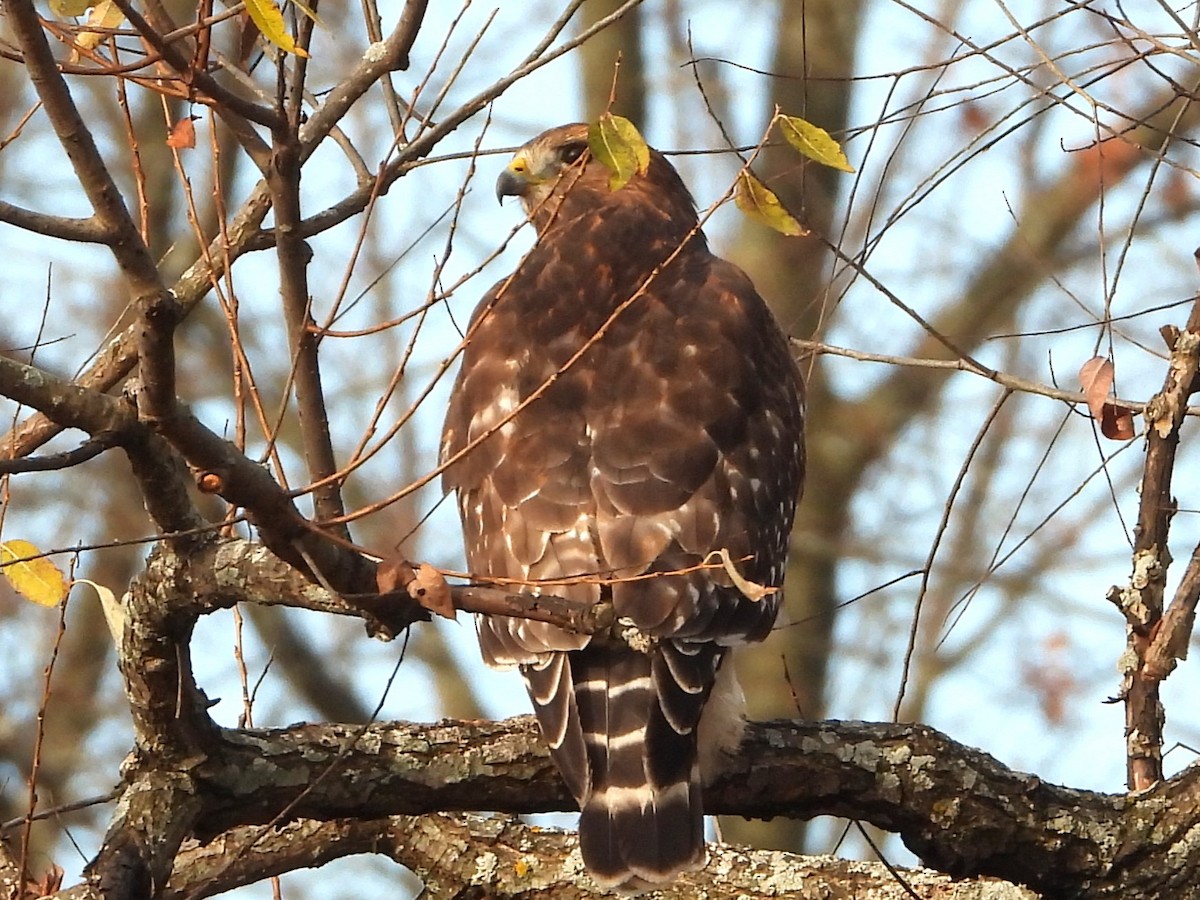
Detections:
[721, 0, 863, 854]
[579, 0, 645, 125]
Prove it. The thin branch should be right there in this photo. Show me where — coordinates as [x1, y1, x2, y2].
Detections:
[5, 0, 166, 302]
[0, 431, 119, 473]
[792, 337, 1173, 413]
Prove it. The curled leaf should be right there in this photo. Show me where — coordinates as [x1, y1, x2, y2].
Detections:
[1079, 356, 1135, 440]
[777, 114, 855, 173]
[376, 554, 415, 595]
[735, 171, 807, 236]
[587, 113, 649, 191]
[408, 563, 455, 620]
[75, 578, 124, 644]
[705, 549, 776, 603]
[1, 540, 68, 607]
[1101, 404, 1136, 440]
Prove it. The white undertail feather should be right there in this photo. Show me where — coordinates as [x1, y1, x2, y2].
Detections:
[698, 650, 748, 784]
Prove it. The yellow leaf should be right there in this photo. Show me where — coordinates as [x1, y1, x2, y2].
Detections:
[75, 578, 124, 644]
[734, 170, 807, 236]
[49, 0, 91, 16]
[288, 0, 323, 27]
[73, 0, 126, 56]
[777, 115, 854, 173]
[587, 113, 650, 191]
[1, 540, 68, 607]
[245, 0, 310, 58]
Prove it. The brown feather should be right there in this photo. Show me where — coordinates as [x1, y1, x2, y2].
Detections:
[441, 123, 804, 890]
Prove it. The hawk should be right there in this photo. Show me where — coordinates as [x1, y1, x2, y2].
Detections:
[440, 123, 804, 890]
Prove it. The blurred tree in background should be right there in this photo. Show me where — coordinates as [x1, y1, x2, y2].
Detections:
[1, 1, 1200, 897]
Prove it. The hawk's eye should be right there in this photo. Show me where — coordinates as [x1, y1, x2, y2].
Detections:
[559, 142, 586, 164]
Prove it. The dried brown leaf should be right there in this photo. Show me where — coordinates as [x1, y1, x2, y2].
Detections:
[408, 562, 455, 620]
[1101, 403, 1136, 440]
[376, 554, 415, 595]
[166, 117, 196, 149]
[1079, 356, 1114, 420]
[1079, 357, 1134, 441]
[25, 863, 64, 897]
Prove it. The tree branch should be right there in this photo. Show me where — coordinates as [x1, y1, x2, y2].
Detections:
[1108, 295, 1200, 789]
[104, 715, 1194, 899]
[48, 814, 1040, 899]
[0, 201, 110, 243]
[792, 337, 1168, 414]
[0, 431, 119, 473]
[5, 0, 166, 303]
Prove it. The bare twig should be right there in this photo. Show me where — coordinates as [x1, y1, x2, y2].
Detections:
[792, 337, 1182, 414]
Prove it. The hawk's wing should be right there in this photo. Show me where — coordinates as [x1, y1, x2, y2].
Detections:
[441, 253, 803, 655]
[440, 132, 803, 890]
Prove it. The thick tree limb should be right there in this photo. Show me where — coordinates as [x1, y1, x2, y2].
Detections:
[21, 521, 1191, 899]
[69, 712, 1200, 899]
[46, 815, 1038, 899]
[0, 201, 110, 243]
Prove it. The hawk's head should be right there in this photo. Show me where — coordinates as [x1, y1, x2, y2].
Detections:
[495, 122, 591, 211]
[495, 123, 697, 237]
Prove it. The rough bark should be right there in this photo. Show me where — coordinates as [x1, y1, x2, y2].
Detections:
[8, 533, 1185, 899]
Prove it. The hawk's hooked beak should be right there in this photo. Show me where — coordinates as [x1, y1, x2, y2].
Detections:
[496, 156, 532, 204]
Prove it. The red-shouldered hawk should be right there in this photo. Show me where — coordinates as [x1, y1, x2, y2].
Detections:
[440, 123, 804, 890]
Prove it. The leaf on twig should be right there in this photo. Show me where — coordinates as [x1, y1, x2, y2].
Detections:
[376, 556, 454, 619]
[166, 117, 197, 150]
[1, 540, 68, 607]
[587, 113, 649, 191]
[776, 114, 855, 173]
[408, 563, 455, 620]
[49, 0, 90, 16]
[376, 554, 414, 594]
[245, 0, 310, 57]
[1079, 356, 1135, 440]
[705, 549, 776, 602]
[72, 0, 126, 58]
[734, 170, 807, 236]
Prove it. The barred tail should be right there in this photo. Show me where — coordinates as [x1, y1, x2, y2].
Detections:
[522, 641, 723, 891]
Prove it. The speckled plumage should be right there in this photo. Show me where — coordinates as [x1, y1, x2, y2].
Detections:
[441, 123, 804, 891]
